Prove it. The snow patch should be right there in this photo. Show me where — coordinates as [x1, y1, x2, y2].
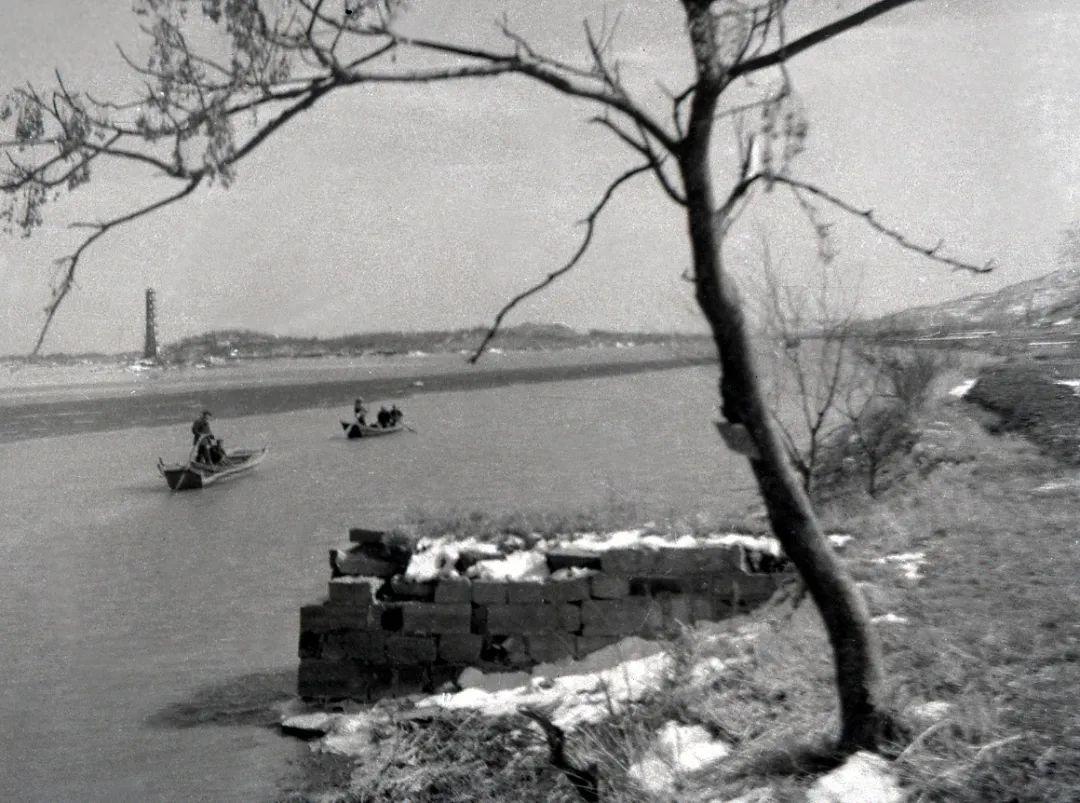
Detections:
[468, 549, 549, 582]
[1055, 379, 1080, 396]
[948, 379, 977, 398]
[806, 751, 903, 803]
[874, 552, 926, 581]
[627, 721, 731, 795]
[871, 613, 909, 625]
[416, 650, 673, 730]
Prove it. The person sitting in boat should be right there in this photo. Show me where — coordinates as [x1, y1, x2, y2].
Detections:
[192, 410, 218, 463]
[353, 397, 368, 426]
[389, 405, 404, 426]
[376, 406, 392, 428]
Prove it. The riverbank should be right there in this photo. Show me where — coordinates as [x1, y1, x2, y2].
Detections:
[0, 345, 713, 443]
[279, 376, 1080, 801]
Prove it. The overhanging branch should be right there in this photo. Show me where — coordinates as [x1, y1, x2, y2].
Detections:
[468, 161, 652, 363]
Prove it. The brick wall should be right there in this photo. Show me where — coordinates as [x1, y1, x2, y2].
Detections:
[297, 528, 795, 701]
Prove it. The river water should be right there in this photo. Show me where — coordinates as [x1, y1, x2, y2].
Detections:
[0, 354, 756, 801]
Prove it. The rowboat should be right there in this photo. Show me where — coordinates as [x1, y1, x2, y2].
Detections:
[157, 446, 269, 491]
[341, 421, 405, 439]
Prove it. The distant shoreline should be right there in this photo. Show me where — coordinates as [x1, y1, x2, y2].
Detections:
[0, 352, 715, 444]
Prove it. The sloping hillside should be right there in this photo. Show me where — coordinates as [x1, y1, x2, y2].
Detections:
[870, 265, 1080, 337]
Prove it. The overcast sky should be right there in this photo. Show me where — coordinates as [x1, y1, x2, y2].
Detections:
[2, 0, 1079, 354]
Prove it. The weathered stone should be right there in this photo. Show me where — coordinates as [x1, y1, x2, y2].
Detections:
[600, 548, 655, 575]
[575, 635, 620, 658]
[391, 665, 430, 695]
[322, 630, 386, 663]
[732, 573, 780, 607]
[434, 578, 472, 603]
[438, 634, 484, 664]
[527, 634, 575, 663]
[652, 545, 743, 576]
[401, 602, 472, 634]
[300, 603, 369, 632]
[590, 573, 631, 599]
[485, 604, 574, 635]
[581, 598, 663, 636]
[327, 577, 379, 607]
[558, 603, 582, 632]
[388, 576, 436, 601]
[348, 527, 389, 545]
[471, 581, 508, 605]
[506, 582, 545, 604]
[545, 546, 602, 572]
[656, 594, 693, 630]
[385, 635, 437, 664]
[332, 550, 399, 578]
[542, 575, 591, 602]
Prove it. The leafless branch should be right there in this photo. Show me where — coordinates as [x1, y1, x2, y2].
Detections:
[33, 176, 203, 355]
[468, 162, 652, 363]
[729, 0, 920, 80]
[769, 175, 995, 273]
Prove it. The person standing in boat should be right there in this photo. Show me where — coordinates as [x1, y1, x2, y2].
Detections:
[353, 397, 368, 426]
[192, 410, 216, 463]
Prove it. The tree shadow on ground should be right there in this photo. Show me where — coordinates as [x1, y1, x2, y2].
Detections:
[146, 668, 297, 729]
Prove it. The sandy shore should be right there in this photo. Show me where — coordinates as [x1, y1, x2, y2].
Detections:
[0, 351, 714, 443]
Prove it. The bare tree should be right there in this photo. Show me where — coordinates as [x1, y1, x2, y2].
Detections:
[1, 0, 994, 751]
[755, 239, 859, 497]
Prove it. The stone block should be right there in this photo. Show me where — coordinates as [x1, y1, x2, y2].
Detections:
[376, 603, 403, 632]
[429, 664, 464, 691]
[386, 635, 437, 664]
[322, 630, 386, 663]
[657, 594, 693, 631]
[298, 630, 321, 659]
[327, 577, 378, 607]
[438, 634, 484, 664]
[401, 603, 472, 634]
[559, 603, 582, 632]
[434, 578, 472, 604]
[576, 635, 619, 658]
[590, 573, 630, 599]
[388, 576, 435, 601]
[471, 581, 508, 605]
[301, 603, 368, 633]
[542, 575, 591, 602]
[484, 604, 570, 635]
[527, 634, 575, 663]
[506, 582, 545, 604]
[332, 550, 399, 578]
[689, 594, 732, 623]
[580, 598, 663, 636]
[732, 573, 780, 607]
[297, 659, 378, 700]
[392, 666, 430, 695]
[600, 548, 655, 575]
[650, 545, 742, 576]
[349, 527, 389, 545]
[545, 546, 602, 572]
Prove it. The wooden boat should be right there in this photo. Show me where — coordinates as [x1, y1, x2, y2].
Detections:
[157, 446, 269, 491]
[341, 421, 405, 439]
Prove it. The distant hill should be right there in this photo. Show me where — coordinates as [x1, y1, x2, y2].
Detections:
[158, 323, 710, 364]
[866, 266, 1080, 342]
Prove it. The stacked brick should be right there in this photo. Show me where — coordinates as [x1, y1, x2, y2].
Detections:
[298, 528, 795, 701]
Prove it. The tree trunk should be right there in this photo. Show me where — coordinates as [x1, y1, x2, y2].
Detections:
[678, 89, 887, 752]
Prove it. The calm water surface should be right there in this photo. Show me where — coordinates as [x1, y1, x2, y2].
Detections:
[0, 365, 755, 801]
